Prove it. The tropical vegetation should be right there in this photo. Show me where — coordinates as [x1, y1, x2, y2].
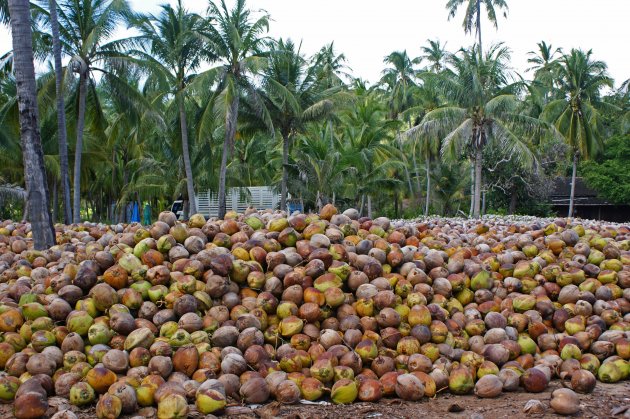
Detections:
[1, 0, 628, 246]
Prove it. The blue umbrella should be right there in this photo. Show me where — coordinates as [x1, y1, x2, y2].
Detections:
[131, 202, 140, 223]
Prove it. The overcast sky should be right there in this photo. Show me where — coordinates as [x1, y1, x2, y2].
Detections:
[1, 0, 628, 87]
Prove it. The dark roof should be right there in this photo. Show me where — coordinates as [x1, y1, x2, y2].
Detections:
[550, 177, 612, 206]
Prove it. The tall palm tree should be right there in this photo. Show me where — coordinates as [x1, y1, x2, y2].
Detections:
[48, 0, 72, 223]
[56, 0, 133, 222]
[8, 0, 55, 248]
[445, 0, 508, 58]
[260, 39, 341, 211]
[541, 49, 615, 217]
[313, 42, 349, 89]
[134, 0, 204, 215]
[200, 0, 271, 219]
[404, 74, 444, 215]
[526, 41, 562, 74]
[380, 50, 416, 196]
[413, 44, 540, 218]
[419, 39, 448, 73]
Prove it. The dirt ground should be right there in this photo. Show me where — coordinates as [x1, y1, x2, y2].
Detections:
[1, 381, 628, 419]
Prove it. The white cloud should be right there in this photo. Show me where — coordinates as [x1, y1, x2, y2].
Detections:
[1, 0, 628, 87]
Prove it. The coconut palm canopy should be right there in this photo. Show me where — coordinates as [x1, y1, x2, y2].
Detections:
[0, 0, 627, 227]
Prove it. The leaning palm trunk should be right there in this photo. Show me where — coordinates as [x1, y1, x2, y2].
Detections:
[218, 95, 239, 219]
[280, 132, 289, 211]
[49, 0, 72, 224]
[178, 94, 197, 215]
[9, 0, 55, 249]
[72, 69, 88, 223]
[424, 157, 431, 216]
[568, 151, 578, 218]
[473, 147, 483, 218]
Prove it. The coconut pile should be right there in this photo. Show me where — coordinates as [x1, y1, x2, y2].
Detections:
[0, 205, 628, 418]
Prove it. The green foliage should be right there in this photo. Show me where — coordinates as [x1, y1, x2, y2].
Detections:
[1, 0, 627, 223]
[581, 135, 630, 205]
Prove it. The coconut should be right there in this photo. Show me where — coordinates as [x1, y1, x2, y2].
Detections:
[14, 392, 49, 419]
[148, 356, 173, 379]
[474, 374, 503, 398]
[239, 377, 269, 404]
[358, 378, 383, 402]
[86, 367, 117, 394]
[108, 382, 137, 414]
[69, 382, 96, 406]
[570, 369, 596, 393]
[26, 353, 56, 376]
[196, 388, 226, 414]
[157, 393, 188, 419]
[448, 367, 474, 395]
[102, 349, 129, 374]
[276, 380, 301, 404]
[395, 373, 424, 401]
[96, 393, 123, 419]
[172, 345, 199, 377]
[331, 379, 358, 404]
[521, 368, 548, 392]
[550, 388, 580, 415]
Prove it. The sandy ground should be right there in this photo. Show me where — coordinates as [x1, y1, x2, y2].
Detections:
[1, 380, 628, 419]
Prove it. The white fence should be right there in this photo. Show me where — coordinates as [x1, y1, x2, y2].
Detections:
[196, 186, 280, 218]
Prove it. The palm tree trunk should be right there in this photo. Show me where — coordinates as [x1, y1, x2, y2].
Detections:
[218, 94, 239, 219]
[367, 195, 372, 219]
[412, 151, 422, 203]
[476, 0, 483, 58]
[49, 0, 72, 224]
[473, 147, 482, 218]
[568, 151, 578, 218]
[360, 194, 365, 217]
[424, 157, 431, 216]
[280, 132, 289, 211]
[9, 0, 56, 249]
[72, 69, 87, 223]
[178, 93, 197, 215]
[52, 178, 58, 223]
[469, 164, 475, 216]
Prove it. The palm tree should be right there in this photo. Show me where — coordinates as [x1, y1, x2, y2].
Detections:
[526, 41, 562, 74]
[134, 0, 204, 215]
[313, 42, 349, 89]
[260, 39, 341, 211]
[412, 44, 540, 218]
[404, 75, 444, 215]
[48, 0, 72, 223]
[200, 0, 271, 219]
[445, 0, 508, 58]
[56, 0, 133, 222]
[541, 49, 615, 217]
[289, 126, 355, 211]
[380, 50, 416, 196]
[8, 0, 55, 248]
[419, 39, 448, 73]
[340, 85, 403, 216]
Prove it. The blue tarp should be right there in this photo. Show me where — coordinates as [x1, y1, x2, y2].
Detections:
[131, 202, 140, 223]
